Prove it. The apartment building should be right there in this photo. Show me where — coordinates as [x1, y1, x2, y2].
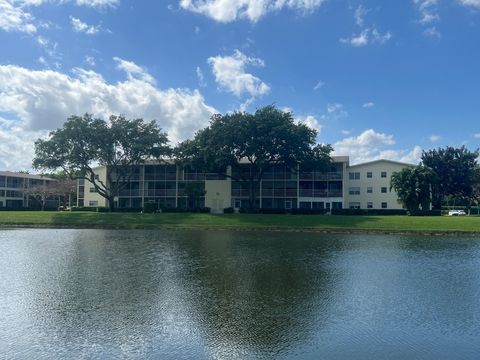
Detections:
[345, 160, 412, 210]
[0, 171, 55, 209]
[78, 157, 412, 212]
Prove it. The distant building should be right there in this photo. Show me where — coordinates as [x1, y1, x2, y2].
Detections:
[77, 157, 412, 212]
[0, 171, 56, 209]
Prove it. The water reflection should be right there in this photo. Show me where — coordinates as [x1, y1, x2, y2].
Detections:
[1, 230, 480, 359]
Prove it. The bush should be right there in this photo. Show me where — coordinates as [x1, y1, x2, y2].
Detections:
[70, 206, 96, 212]
[223, 207, 234, 214]
[143, 202, 157, 214]
[291, 208, 327, 215]
[408, 210, 441, 216]
[331, 209, 408, 216]
[96, 207, 110, 213]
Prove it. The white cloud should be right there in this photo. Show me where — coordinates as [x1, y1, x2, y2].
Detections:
[333, 129, 421, 164]
[74, 0, 119, 7]
[113, 56, 156, 85]
[70, 16, 100, 34]
[196, 66, 206, 87]
[295, 115, 322, 134]
[327, 103, 343, 113]
[313, 80, 324, 91]
[179, 0, 326, 23]
[84, 55, 95, 66]
[340, 27, 392, 47]
[457, 0, 480, 9]
[354, 4, 367, 27]
[429, 134, 441, 142]
[473, 133, 480, 139]
[0, 0, 37, 33]
[362, 102, 375, 108]
[208, 50, 270, 106]
[0, 60, 217, 170]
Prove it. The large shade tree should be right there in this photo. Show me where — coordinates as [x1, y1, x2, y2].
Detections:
[175, 105, 333, 209]
[33, 114, 170, 211]
[421, 146, 479, 210]
[390, 165, 435, 214]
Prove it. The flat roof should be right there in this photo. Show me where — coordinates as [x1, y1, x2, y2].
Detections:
[0, 171, 55, 181]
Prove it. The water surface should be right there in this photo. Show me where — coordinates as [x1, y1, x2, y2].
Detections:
[1, 229, 480, 359]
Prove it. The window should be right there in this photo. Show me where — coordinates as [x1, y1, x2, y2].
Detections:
[349, 187, 360, 195]
[349, 172, 360, 180]
[89, 187, 96, 193]
[381, 202, 388, 209]
[367, 202, 373, 209]
[332, 202, 343, 209]
[89, 200, 98, 206]
[367, 187, 373, 193]
[381, 171, 387, 178]
[381, 187, 387, 193]
[367, 172, 372, 178]
[234, 199, 241, 209]
[349, 202, 361, 209]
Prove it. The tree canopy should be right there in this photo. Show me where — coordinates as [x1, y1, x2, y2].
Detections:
[390, 165, 435, 214]
[175, 105, 333, 208]
[421, 146, 479, 209]
[33, 114, 170, 211]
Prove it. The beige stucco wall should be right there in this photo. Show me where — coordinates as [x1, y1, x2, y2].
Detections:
[345, 161, 411, 210]
[83, 166, 108, 207]
[205, 180, 232, 213]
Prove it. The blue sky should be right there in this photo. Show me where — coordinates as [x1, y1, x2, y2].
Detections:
[0, 0, 479, 170]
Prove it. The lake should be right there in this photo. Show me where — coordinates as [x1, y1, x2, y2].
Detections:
[1, 229, 480, 359]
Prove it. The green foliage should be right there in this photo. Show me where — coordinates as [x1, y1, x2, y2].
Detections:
[183, 182, 206, 209]
[33, 114, 171, 211]
[175, 105, 333, 208]
[421, 146, 479, 209]
[390, 165, 435, 214]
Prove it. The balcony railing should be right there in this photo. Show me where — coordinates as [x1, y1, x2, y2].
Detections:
[299, 172, 343, 181]
[183, 173, 226, 181]
[143, 189, 177, 197]
[299, 189, 343, 198]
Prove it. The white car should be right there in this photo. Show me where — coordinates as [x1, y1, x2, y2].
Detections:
[448, 210, 466, 216]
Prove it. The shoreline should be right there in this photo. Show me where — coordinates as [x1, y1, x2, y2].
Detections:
[2, 222, 480, 237]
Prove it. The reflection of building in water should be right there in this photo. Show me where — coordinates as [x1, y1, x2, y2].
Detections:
[78, 157, 411, 212]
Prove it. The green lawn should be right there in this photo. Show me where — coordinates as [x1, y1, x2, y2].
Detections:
[0, 211, 479, 234]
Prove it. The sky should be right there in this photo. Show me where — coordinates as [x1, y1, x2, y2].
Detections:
[0, 0, 480, 170]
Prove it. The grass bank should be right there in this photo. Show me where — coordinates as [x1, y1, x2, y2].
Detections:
[0, 211, 479, 234]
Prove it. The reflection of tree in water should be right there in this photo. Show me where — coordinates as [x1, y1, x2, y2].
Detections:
[175, 231, 344, 358]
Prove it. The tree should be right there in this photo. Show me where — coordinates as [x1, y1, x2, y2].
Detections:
[26, 182, 57, 211]
[390, 165, 435, 214]
[421, 146, 479, 210]
[183, 182, 207, 209]
[175, 105, 333, 209]
[33, 114, 170, 211]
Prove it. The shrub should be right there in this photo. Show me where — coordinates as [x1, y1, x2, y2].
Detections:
[223, 207, 234, 214]
[143, 202, 157, 214]
[331, 209, 407, 216]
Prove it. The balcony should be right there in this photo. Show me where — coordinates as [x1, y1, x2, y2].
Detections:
[143, 189, 177, 197]
[299, 189, 343, 198]
[299, 172, 343, 181]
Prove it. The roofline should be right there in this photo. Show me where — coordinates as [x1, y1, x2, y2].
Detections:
[348, 159, 416, 168]
[0, 171, 56, 181]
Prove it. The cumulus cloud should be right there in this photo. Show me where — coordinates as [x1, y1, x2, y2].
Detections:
[208, 50, 269, 108]
[333, 129, 421, 164]
[295, 115, 322, 134]
[413, 0, 441, 37]
[179, 0, 326, 23]
[0, 59, 217, 170]
[362, 102, 375, 108]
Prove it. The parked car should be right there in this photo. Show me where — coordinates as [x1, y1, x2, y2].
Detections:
[448, 210, 466, 216]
